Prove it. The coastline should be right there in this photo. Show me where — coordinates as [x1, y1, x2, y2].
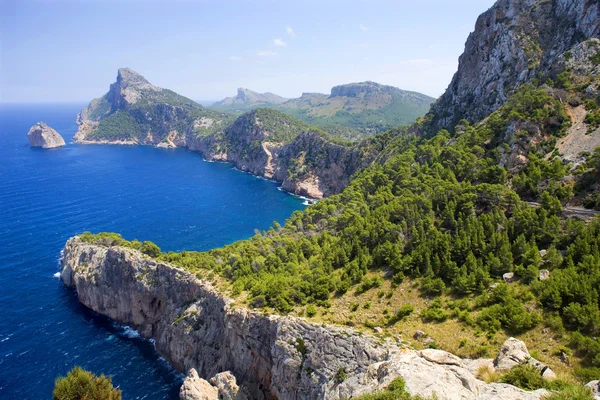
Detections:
[60, 236, 549, 400]
[73, 138, 323, 201]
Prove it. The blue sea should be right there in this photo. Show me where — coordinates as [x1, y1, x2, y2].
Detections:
[0, 104, 306, 399]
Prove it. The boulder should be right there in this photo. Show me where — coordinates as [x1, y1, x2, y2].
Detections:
[27, 122, 65, 148]
[539, 249, 547, 257]
[180, 369, 218, 400]
[413, 330, 425, 340]
[502, 272, 515, 283]
[494, 338, 555, 379]
[373, 326, 383, 334]
[539, 269, 550, 281]
[209, 371, 241, 400]
[494, 337, 530, 371]
[586, 380, 600, 400]
[419, 349, 464, 367]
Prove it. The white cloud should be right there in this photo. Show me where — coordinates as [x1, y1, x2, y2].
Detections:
[286, 26, 295, 37]
[257, 50, 278, 56]
[273, 38, 287, 47]
[228, 56, 243, 61]
[359, 24, 369, 31]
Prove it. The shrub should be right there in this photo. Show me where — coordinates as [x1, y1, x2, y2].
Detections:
[543, 385, 594, 400]
[306, 304, 317, 317]
[334, 367, 348, 383]
[500, 365, 545, 390]
[53, 366, 122, 400]
[141, 241, 161, 257]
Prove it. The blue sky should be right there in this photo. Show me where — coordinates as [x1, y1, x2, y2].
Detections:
[0, 0, 496, 103]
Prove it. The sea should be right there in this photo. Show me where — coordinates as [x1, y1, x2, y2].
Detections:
[0, 103, 306, 399]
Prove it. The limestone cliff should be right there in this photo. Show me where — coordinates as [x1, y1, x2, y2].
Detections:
[27, 122, 65, 148]
[74, 70, 369, 198]
[61, 237, 549, 400]
[428, 0, 600, 132]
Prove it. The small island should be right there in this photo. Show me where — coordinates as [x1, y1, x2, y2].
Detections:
[27, 122, 66, 148]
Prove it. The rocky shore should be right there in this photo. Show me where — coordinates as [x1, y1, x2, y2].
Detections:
[61, 236, 559, 400]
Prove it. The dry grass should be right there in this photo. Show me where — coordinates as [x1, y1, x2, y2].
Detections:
[278, 271, 584, 380]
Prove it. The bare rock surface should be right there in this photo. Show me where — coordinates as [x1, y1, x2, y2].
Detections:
[27, 122, 65, 148]
[180, 369, 218, 400]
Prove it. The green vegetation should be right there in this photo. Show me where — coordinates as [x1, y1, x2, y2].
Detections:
[53, 366, 121, 400]
[79, 232, 160, 258]
[81, 83, 600, 381]
[353, 377, 437, 400]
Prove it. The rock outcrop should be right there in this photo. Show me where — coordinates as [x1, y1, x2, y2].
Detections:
[494, 337, 556, 379]
[61, 237, 549, 400]
[428, 0, 600, 132]
[27, 122, 65, 148]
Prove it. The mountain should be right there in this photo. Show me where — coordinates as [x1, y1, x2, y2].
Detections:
[65, 0, 600, 398]
[210, 81, 435, 137]
[210, 88, 289, 112]
[74, 69, 374, 198]
[427, 0, 600, 132]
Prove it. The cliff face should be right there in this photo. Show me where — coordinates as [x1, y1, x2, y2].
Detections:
[27, 122, 65, 148]
[74, 69, 367, 198]
[61, 237, 548, 400]
[429, 0, 600, 132]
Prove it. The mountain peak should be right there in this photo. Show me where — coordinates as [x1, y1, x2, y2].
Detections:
[116, 68, 150, 88]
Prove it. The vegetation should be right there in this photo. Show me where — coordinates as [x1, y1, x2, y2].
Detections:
[353, 377, 438, 400]
[81, 82, 600, 382]
[53, 366, 121, 400]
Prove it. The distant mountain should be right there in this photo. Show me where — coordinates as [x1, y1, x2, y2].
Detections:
[211, 88, 289, 112]
[209, 82, 435, 136]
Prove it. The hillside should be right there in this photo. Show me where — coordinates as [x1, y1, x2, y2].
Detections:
[67, 0, 600, 398]
[210, 81, 435, 138]
[74, 72, 374, 198]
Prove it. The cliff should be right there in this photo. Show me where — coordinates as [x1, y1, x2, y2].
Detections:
[74, 70, 369, 198]
[428, 0, 600, 132]
[61, 237, 549, 400]
[27, 122, 65, 148]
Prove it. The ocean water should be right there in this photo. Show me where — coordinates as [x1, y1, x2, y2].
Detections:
[0, 104, 306, 399]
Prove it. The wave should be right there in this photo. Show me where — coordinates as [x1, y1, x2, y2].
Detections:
[53, 272, 61, 278]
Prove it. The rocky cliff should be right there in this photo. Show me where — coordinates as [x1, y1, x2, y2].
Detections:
[428, 0, 600, 132]
[74, 69, 369, 198]
[61, 237, 550, 400]
[27, 122, 65, 148]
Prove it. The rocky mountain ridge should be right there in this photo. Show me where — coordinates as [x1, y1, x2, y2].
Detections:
[211, 81, 435, 135]
[212, 88, 289, 109]
[61, 237, 555, 400]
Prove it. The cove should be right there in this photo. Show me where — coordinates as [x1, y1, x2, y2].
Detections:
[0, 103, 306, 399]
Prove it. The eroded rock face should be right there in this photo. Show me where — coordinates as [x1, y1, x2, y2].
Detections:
[429, 0, 600, 132]
[27, 122, 65, 148]
[180, 369, 218, 400]
[61, 238, 549, 400]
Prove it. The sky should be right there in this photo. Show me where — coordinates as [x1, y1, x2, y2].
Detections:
[0, 0, 496, 103]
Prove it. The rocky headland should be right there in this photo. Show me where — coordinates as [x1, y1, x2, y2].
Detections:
[61, 236, 557, 400]
[27, 122, 65, 148]
[73, 71, 373, 198]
